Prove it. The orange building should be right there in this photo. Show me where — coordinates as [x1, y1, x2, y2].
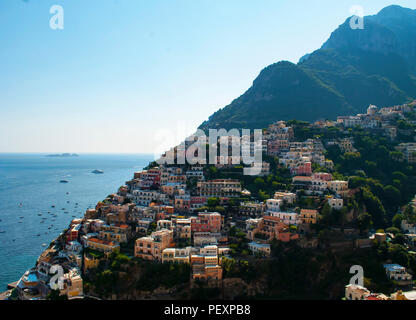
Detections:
[300, 209, 318, 224]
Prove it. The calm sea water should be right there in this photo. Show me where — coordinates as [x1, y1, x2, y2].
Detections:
[0, 153, 153, 290]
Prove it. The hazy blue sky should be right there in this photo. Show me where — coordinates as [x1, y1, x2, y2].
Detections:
[1, 0, 415, 154]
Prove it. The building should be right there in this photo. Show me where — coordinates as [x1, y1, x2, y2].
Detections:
[66, 224, 81, 243]
[190, 196, 208, 212]
[401, 220, 416, 234]
[328, 180, 348, 193]
[338, 138, 356, 153]
[86, 237, 120, 254]
[99, 224, 131, 243]
[267, 140, 289, 156]
[247, 216, 286, 241]
[197, 179, 241, 197]
[367, 105, 378, 115]
[345, 284, 371, 300]
[161, 183, 185, 196]
[136, 218, 154, 233]
[250, 161, 271, 176]
[193, 232, 221, 247]
[274, 192, 297, 204]
[173, 218, 192, 239]
[239, 202, 265, 217]
[270, 211, 301, 225]
[190, 212, 222, 233]
[337, 116, 362, 128]
[391, 290, 416, 300]
[292, 176, 312, 189]
[265, 199, 282, 213]
[130, 190, 168, 206]
[395, 143, 416, 163]
[134, 229, 173, 261]
[312, 172, 332, 181]
[383, 264, 413, 282]
[328, 197, 344, 210]
[190, 245, 225, 281]
[162, 247, 193, 264]
[299, 209, 318, 224]
[157, 219, 173, 231]
[248, 241, 271, 256]
[174, 194, 191, 213]
[293, 161, 312, 176]
[61, 267, 83, 299]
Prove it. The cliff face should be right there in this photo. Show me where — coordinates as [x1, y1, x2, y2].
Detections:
[199, 5, 416, 131]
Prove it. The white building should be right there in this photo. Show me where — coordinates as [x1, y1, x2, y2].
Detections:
[328, 197, 344, 210]
[265, 199, 282, 213]
[270, 211, 301, 225]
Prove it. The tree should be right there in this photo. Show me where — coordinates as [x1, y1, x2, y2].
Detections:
[207, 197, 220, 207]
[385, 227, 400, 235]
[320, 202, 332, 225]
[392, 214, 405, 229]
[47, 289, 68, 300]
[357, 212, 372, 233]
[362, 188, 386, 227]
[393, 233, 406, 245]
[383, 185, 401, 208]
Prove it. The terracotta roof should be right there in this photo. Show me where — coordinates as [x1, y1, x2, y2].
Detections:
[300, 209, 318, 214]
[263, 216, 282, 222]
[88, 237, 116, 247]
[293, 176, 312, 181]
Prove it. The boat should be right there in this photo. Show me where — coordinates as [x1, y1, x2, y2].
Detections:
[60, 180, 69, 183]
[92, 169, 104, 174]
[18, 203, 23, 207]
[51, 205, 55, 208]
[42, 243, 47, 247]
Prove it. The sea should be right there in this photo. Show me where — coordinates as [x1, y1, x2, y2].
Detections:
[0, 153, 154, 290]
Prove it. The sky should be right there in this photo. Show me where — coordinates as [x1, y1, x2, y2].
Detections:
[1, 0, 415, 155]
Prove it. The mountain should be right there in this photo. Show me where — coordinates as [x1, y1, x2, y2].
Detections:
[199, 5, 416, 131]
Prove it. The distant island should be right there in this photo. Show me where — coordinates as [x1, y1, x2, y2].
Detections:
[46, 153, 79, 158]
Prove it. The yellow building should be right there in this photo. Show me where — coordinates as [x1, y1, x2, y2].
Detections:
[391, 290, 416, 300]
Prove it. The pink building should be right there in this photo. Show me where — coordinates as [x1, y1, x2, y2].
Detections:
[294, 162, 312, 176]
[267, 140, 289, 156]
[134, 229, 173, 261]
[312, 172, 333, 181]
[191, 212, 222, 233]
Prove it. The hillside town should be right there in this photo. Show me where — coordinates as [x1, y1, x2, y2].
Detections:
[4, 100, 416, 300]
